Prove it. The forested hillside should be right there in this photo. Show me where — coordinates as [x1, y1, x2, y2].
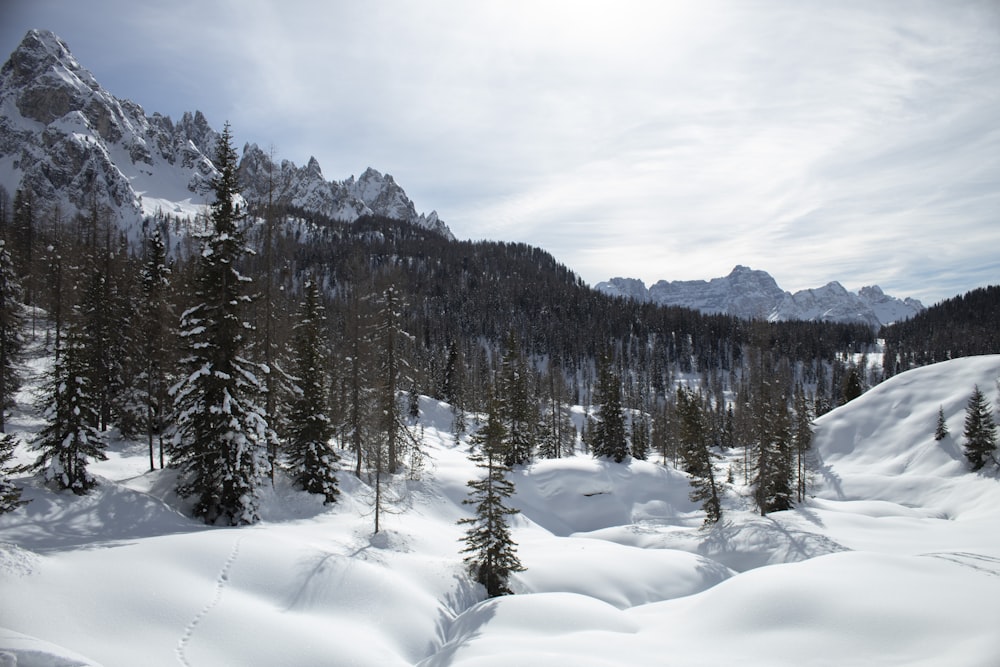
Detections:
[0, 126, 903, 528]
[881, 285, 1000, 376]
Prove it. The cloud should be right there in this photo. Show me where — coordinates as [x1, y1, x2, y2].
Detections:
[1, 0, 997, 304]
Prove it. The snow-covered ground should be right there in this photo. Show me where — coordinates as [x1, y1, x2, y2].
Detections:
[2, 354, 999, 666]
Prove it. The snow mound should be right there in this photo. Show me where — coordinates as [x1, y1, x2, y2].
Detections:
[814, 354, 1000, 518]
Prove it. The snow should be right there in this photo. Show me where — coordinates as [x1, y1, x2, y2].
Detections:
[2, 355, 1000, 666]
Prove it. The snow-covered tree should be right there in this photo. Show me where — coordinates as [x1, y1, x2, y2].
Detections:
[285, 279, 339, 504]
[0, 433, 29, 513]
[32, 315, 107, 494]
[169, 123, 272, 526]
[963, 386, 997, 471]
[495, 332, 536, 467]
[0, 239, 25, 433]
[792, 386, 814, 503]
[676, 387, 721, 525]
[591, 354, 628, 463]
[135, 230, 173, 470]
[459, 400, 525, 597]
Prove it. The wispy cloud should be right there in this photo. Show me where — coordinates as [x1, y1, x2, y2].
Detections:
[2, 0, 997, 304]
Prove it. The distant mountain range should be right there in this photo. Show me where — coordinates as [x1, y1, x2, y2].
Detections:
[0, 29, 451, 239]
[596, 265, 924, 328]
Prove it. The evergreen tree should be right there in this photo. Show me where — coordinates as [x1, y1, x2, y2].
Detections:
[459, 400, 525, 597]
[630, 412, 649, 460]
[934, 406, 949, 442]
[0, 433, 30, 513]
[591, 354, 628, 462]
[676, 387, 721, 525]
[285, 279, 339, 503]
[962, 386, 997, 471]
[0, 240, 25, 433]
[840, 365, 863, 405]
[495, 332, 536, 467]
[32, 315, 107, 494]
[792, 386, 813, 503]
[169, 123, 272, 525]
[136, 230, 174, 470]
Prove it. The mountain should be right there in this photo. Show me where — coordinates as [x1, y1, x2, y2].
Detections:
[0, 29, 451, 238]
[596, 265, 924, 327]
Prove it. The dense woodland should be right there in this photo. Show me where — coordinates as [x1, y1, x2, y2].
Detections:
[0, 127, 997, 591]
[881, 285, 1000, 376]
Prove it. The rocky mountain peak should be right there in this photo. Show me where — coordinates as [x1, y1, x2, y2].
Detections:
[0, 29, 452, 241]
[596, 266, 924, 327]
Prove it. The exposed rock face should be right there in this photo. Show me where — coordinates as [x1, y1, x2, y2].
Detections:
[0, 29, 452, 239]
[596, 266, 924, 327]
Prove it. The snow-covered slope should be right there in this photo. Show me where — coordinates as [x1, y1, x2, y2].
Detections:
[2, 353, 999, 666]
[596, 265, 925, 326]
[0, 29, 452, 240]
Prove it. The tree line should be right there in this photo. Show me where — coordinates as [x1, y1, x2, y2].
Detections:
[0, 123, 927, 593]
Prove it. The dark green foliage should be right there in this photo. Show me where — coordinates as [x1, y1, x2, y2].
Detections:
[792, 387, 814, 503]
[459, 402, 525, 597]
[934, 406, 948, 442]
[169, 123, 272, 525]
[591, 355, 628, 463]
[285, 279, 339, 503]
[495, 333, 536, 467]
[630, 413, 649, 461]
[33, 315, 107, 494]
[882, 285, 1000, 376]
[840, 366, 863, 405]
[0, 433, 30, 513]
[962, 386, 997, 471]
[0, 240, 24, 433]
[676, 387, 721, 525]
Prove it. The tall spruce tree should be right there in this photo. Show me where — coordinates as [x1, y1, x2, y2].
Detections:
[169, 123, 272, 526]
[459, 400, 525, 597]
[676, 387, 721, 525]
[962, 385, 997, 471]
[285, 279, 339, 503]
[33, 312, 107, 494]
[495, 332, 536, 467]
[0, 240, 25, 433]
[591, 354, 628, 462]
[136, 230, 173, 470]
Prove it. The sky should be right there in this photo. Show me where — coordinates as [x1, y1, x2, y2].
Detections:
[1, 0, 998, 305]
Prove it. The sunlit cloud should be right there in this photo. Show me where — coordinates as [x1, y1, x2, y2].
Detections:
[1, 0, 997, 304]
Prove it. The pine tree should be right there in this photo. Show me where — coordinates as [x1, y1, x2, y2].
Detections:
[630, 413, 650, 460]
[136, 230, 174, 470]
[0, 433, 30, 513]
[459, 401, 525, 597]
[591, 354, 628, 462]
[32, 315, 107, 494]
[676, 387, 721, 525]
[0, 240, 25, 433]
[962, 386, 997, 471]
[495, 332, 536, 467]
[169, 123, 272, 526]
[285, 279, 339, 503]
[792, 386, 813, 503]
[934, 406, 949, 442]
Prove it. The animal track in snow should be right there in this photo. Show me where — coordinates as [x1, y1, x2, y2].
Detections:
[176, 535, 243, 666]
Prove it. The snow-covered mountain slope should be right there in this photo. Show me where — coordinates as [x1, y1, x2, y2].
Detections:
[0, 29, 452, 239]
[596, 265, 925, 327]
[1, 353, 999, 666]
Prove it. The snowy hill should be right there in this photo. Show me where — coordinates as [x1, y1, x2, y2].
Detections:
[0, 29, 452, 239]
[2, 337, 999, 665]
[596, 265, 925, 327]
